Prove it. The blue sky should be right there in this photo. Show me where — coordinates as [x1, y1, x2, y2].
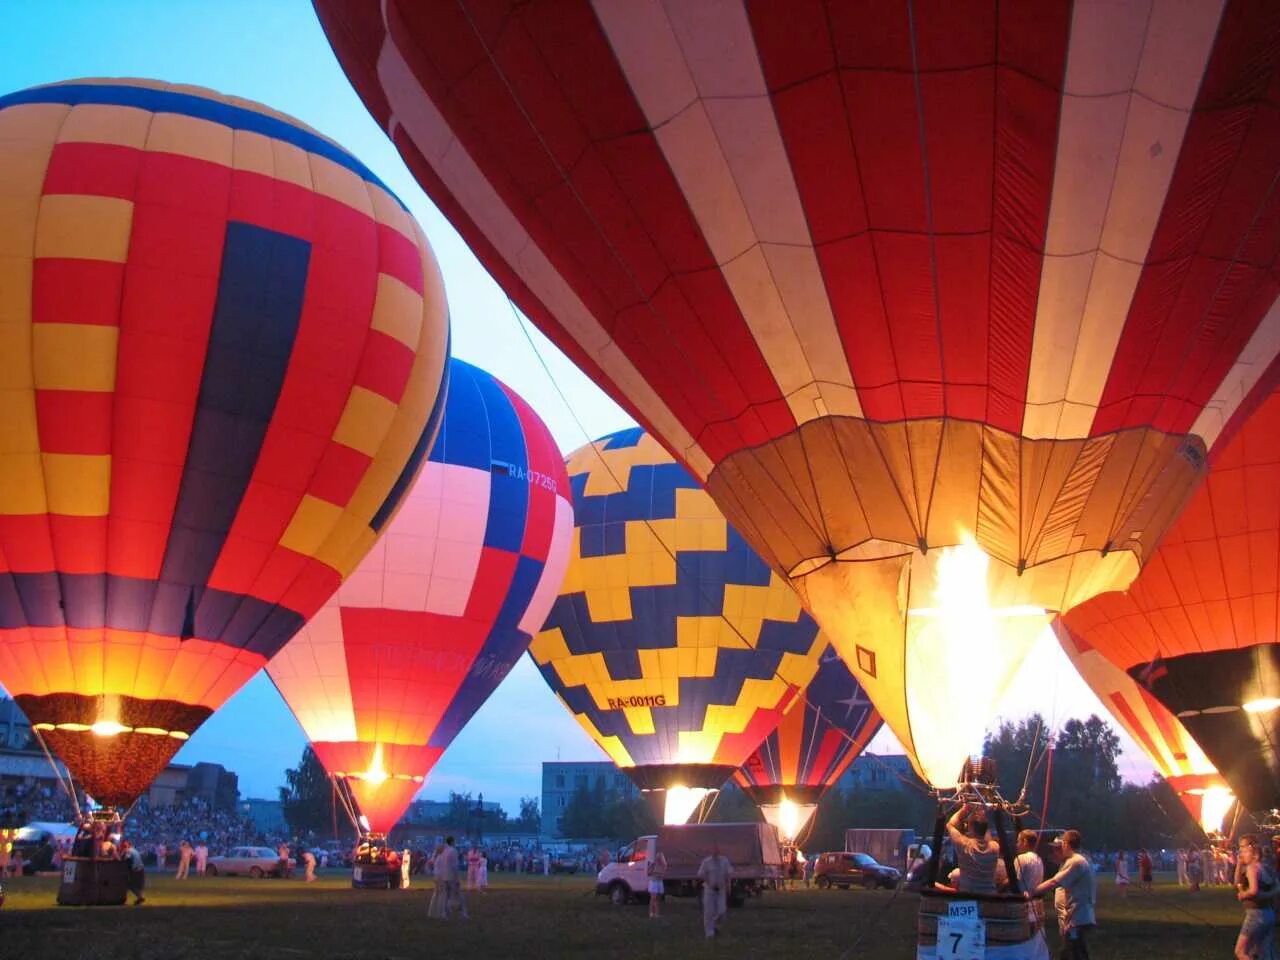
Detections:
[0, 1, 1152, 810]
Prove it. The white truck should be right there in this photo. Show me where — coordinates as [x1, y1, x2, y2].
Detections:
[595, 822, 782, 908]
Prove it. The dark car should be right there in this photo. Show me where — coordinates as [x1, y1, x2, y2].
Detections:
[814, 851, 901, 890]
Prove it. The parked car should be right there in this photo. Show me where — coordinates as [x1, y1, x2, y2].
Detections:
[814, 851, 901, 890]
[550, 854, 579, 874]
[12, 822, 76, 874]
[205, 846, 295, 878]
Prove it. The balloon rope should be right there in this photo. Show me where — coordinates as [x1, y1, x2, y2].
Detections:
[31, 726, 81, 822]
[331, 776, 362, 834]
[1037, 744, 1055, 830]
[505, 298, 786, 661]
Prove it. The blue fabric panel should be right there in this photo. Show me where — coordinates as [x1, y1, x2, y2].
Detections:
[601, 647, 642, 681]
[158, 222, 308, 616]
[0, 572, 303, 653]
[429, 358, 489, 471]
[602, 427, 644, 449]
[471, 366, 528, 553]
[429, 624, 529, 749]
[571, 463, 692, 527]
[0, 83, 403, 206]
[494, 556, 543, 629]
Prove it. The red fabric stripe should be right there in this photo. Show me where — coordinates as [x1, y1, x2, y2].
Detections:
[377, 223, 424, 295]
[806, 728, 847, 788]
[34, 391, 112, 455]
[383, 0, 786, 459]
[352, 329, 415, 403]
[750, 0, 1065, 429]
[386, 121, 677, 473]
[309, 442, 374, 510]
[1093, 1, 1280, 436]
[32, 259, 125, 327]
[45, 516, 108, 575]
[499, 381, 559, 559]
[338, 606, 489, 770]
[41, 141, 142, 200]
[0, 516, 55, 572]
[1107, 691, 1165, 769]
[229, 168, 316, 241]
[463, 547, 518, 622]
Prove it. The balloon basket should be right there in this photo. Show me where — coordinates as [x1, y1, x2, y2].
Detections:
[56, 857, 129, 906]
[351, 862, 396, 889]
[916, 889, 1048, 959]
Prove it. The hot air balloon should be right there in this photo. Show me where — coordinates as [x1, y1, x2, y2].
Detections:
[1053, 619, 1234, 834]
[530, 428, 826, 824]
[1062, 383, 1280, 813]
[316, 0, 1280, 786]
[268, 358, 573, 834]
[0, 79, 449, 809]
[734, 647, 881, 844]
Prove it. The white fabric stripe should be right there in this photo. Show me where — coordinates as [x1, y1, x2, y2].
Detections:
[592, 0, 863, 424]
[1023, 0, 1226, 440]
[1190, 295, 1280, 450]
[374, 25, 713, 479]
[518, 494, 575, 634]
[267, 606, 358, 742]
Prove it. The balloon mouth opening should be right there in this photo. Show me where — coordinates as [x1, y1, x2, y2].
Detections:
[656, 785, 715, 825]
[33, 721, 189, 740]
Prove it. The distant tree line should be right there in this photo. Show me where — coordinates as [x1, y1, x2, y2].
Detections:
[796, 713, 1208, 854]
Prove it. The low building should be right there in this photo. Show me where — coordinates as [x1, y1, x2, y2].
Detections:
[541, 761, 637, 837]
[0, 698, 32, 750]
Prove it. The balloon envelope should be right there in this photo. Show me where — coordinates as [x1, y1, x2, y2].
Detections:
[1053, 619, 1233, 833]
[269, 358, 573, 832]
[314, 1, 1280, 786]
[1062, 385, 1280, 812]
[0, 79, 449, 805]
[530, 429, 826, 824]
[734, 646, 881, 843]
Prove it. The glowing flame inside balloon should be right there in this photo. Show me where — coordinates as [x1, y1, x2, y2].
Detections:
[1243, 698, 1280, 714]
[90, 720, 129, 738]
[358, 744, 389, 785]
[663, 786, 712, 825]
[1195, 786, 1235, 834]
[906, 541, 1049, 785]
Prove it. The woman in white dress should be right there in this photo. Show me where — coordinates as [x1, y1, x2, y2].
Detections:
[1114, 850, 1130, 898]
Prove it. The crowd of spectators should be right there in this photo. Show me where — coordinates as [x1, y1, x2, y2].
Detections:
[2, 782, 264, 859]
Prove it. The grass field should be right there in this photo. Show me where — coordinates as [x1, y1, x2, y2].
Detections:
[0, 870, 1254, 960]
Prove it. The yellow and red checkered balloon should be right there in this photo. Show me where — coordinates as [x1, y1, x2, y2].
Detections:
[0, 79, 449, 805]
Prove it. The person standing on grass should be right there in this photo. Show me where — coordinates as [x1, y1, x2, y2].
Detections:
[1176, 848, 1188, 886]
[647, 848, 668, 919]
[195, 841, 209, 877]
[175, 839, 192, 879]
[428, 843, 449, 919]
[1029, 829, 1095, 960]
[120, 840, 146, 906]
[302, 847, 317, 882]
[155, 842, 166, 872]
[1235, 835, 1275, 960]
[477, 849, 488, 893]
[1137, 848, 1153, 892]
[1113, 849, 1130, 897]
[444, 837, 469, 919]
[697, 843, 733, 939]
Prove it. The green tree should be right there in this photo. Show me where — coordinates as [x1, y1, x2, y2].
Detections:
[279, 746, 350, 839]
[517, 796, 541, 833]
